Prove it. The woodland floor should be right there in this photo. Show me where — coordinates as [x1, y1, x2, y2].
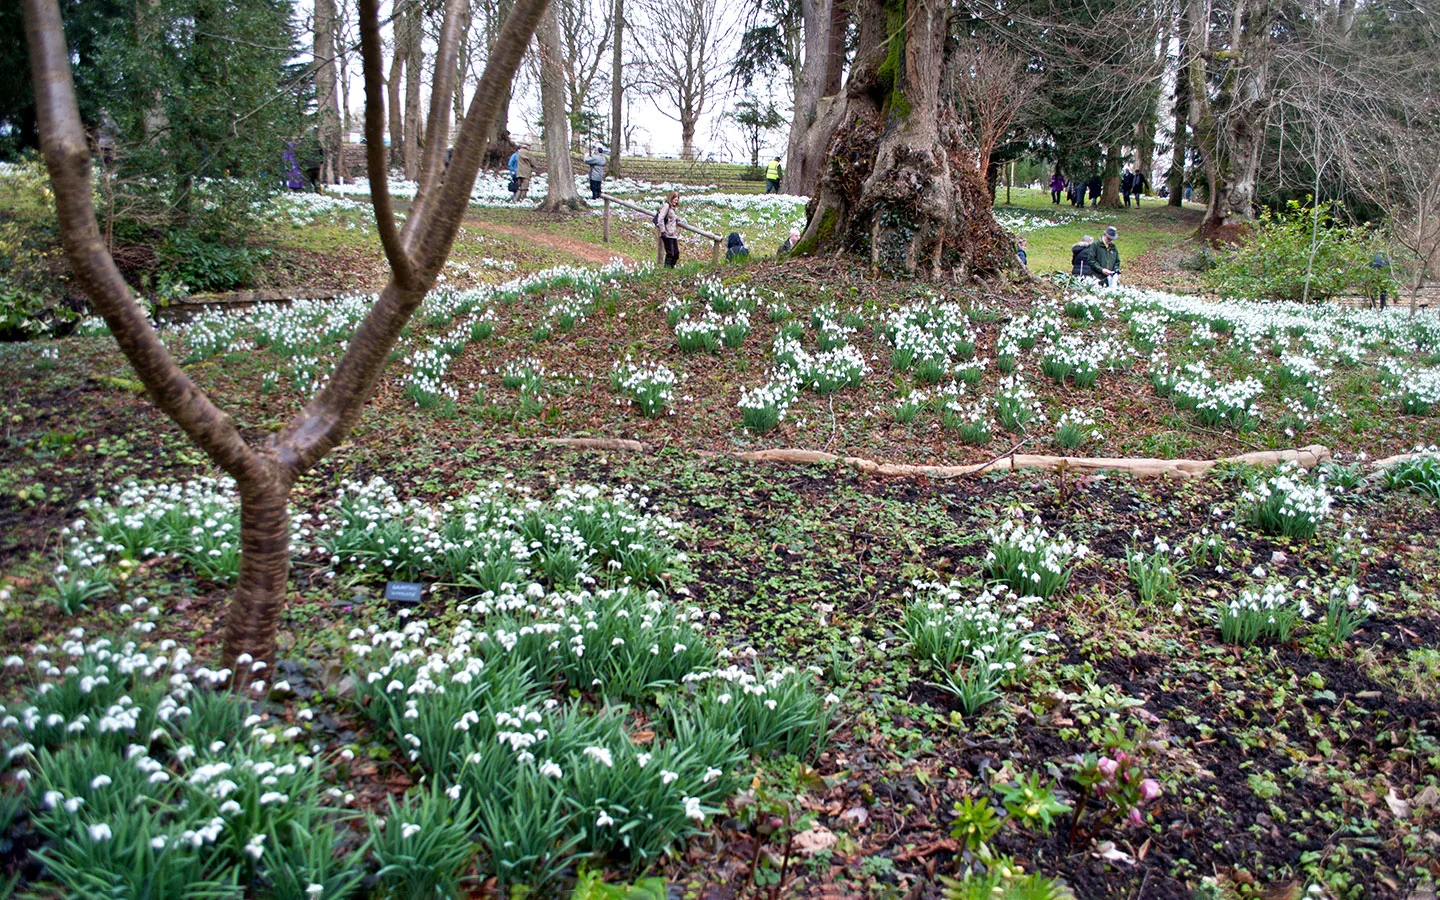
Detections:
[2, 186, 1439, 899]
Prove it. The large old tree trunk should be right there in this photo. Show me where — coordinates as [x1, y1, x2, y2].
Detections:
[538, 3, 584, 210]
[796, 0, 1014, 279]
[402, 6, 424, 182]
[1187, 0, 1274, 236]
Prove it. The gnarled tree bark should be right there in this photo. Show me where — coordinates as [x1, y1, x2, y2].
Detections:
[796, 0, 1014, 280]
[23, 0, 553, 685]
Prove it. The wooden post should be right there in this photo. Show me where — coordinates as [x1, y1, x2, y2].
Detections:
[603, 197, 610, 243]
[657, 230, 664, 267]
[711, 238, 720, 265]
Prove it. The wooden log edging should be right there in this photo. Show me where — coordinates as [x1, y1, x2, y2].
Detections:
[732, 445, 1334, 479]
[540, 437, 1337, 480]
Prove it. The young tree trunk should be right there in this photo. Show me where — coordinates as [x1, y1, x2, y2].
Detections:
[609, 0, 624, 175]
[538, 2, 583, 210]
[387, 49, 405, 171]
[785, 0, 843, 197]
[1099, 144, 1123, 207]
[402, 6, 424, 182]
[680, 116, 696, 160]
[314, 0, 341, 184]
[797, 0, 1014, 279]
[1168, 29, 1187, 207]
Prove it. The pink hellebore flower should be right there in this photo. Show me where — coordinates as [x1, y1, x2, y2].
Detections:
[1128, 807, 1145, 827]
[1097, 757, 1119, 778]
[1140, 778, 1161, 802]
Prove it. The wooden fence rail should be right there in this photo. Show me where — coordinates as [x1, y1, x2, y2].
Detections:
[600, 192, 723, 265]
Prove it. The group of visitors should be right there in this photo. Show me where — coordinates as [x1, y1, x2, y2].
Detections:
[1050, 168, 1149, 207]
[505, 143, 611, 201]
[1069, 227, 1122, 287]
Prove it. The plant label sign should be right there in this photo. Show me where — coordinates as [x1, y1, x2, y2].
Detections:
[384, 581, 424, 605]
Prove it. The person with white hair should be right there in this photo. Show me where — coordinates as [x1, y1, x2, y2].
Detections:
[778, 226, 801, 256]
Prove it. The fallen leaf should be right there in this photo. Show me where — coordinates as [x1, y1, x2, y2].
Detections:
[1386, 788, 1411, 820]
[792, 824, 837, 856]
[841, 806, 869, 826]
[1094, 842, 1135, 865]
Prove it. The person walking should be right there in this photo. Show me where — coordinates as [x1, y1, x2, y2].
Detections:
[584, 146, 608, 200]
[1086, 226, 1121, 286]
[512, 144, 536, 201]
[765, 156, 783, 194]
[1132, 170, 1146, 206]
[778, 226, 801, 256]
[507, 147, 520, 195]
[656, 191, 681, 268]
[1074, 178, 1087, 208]
[1071, 234, 1095, 278]
[1087, 175, 1102, 207]
[1121, 169, 1135, 207]
[1050, 169, 1067, 204]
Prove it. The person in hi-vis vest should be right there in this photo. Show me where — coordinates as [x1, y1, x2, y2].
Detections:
[765, 157, 783, 194]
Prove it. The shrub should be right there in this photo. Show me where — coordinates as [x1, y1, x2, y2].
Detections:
[1205, 200, 1394, 303]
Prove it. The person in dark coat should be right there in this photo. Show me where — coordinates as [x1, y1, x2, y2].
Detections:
[1131, 170, 1146, 206]
[725, 232, 750, 261]
[1071, 235, 1095, 278]
[1121, 169, 1135, 207]
[1073, 180, 1087, 207]
[1087, 175, 1102, 206]
[778, 226, 801, 256]
[1086, 226, 1121, 286]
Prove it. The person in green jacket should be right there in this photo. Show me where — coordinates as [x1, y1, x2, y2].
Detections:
[1087, 226, 1121, 286]
[765, 157, 783, 194]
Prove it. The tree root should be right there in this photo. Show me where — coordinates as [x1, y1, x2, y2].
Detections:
[537, 437, 1342, 479]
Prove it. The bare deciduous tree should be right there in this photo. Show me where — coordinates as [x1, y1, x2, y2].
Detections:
[635, 0, 734, 159]
[947, 43, 1038, 180]
[22, 0, 552, 680]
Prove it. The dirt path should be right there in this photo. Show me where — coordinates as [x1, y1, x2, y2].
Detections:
[463, 218, 635, 267]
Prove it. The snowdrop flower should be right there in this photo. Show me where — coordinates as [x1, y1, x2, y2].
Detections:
[684, 797, 705, 822]
[151, 835, 167, 850]
[88, 823, 112, 842]
[583, 746, 613, 768]
[307, 886, 323, 897]
[90, 775, 112, 790]
[244, 834, 267, 860]
[702, 767, 722, 784]
[540, 759, 563, 779]
[596, 811, 615, 828]
[446, 784, 462, 800]
[400, 823, 421, 840]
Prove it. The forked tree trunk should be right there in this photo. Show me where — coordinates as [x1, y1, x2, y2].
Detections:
[796, 0, 1013, 279]
[538, 3, 584, 210]
[23, 0, 552, 684]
